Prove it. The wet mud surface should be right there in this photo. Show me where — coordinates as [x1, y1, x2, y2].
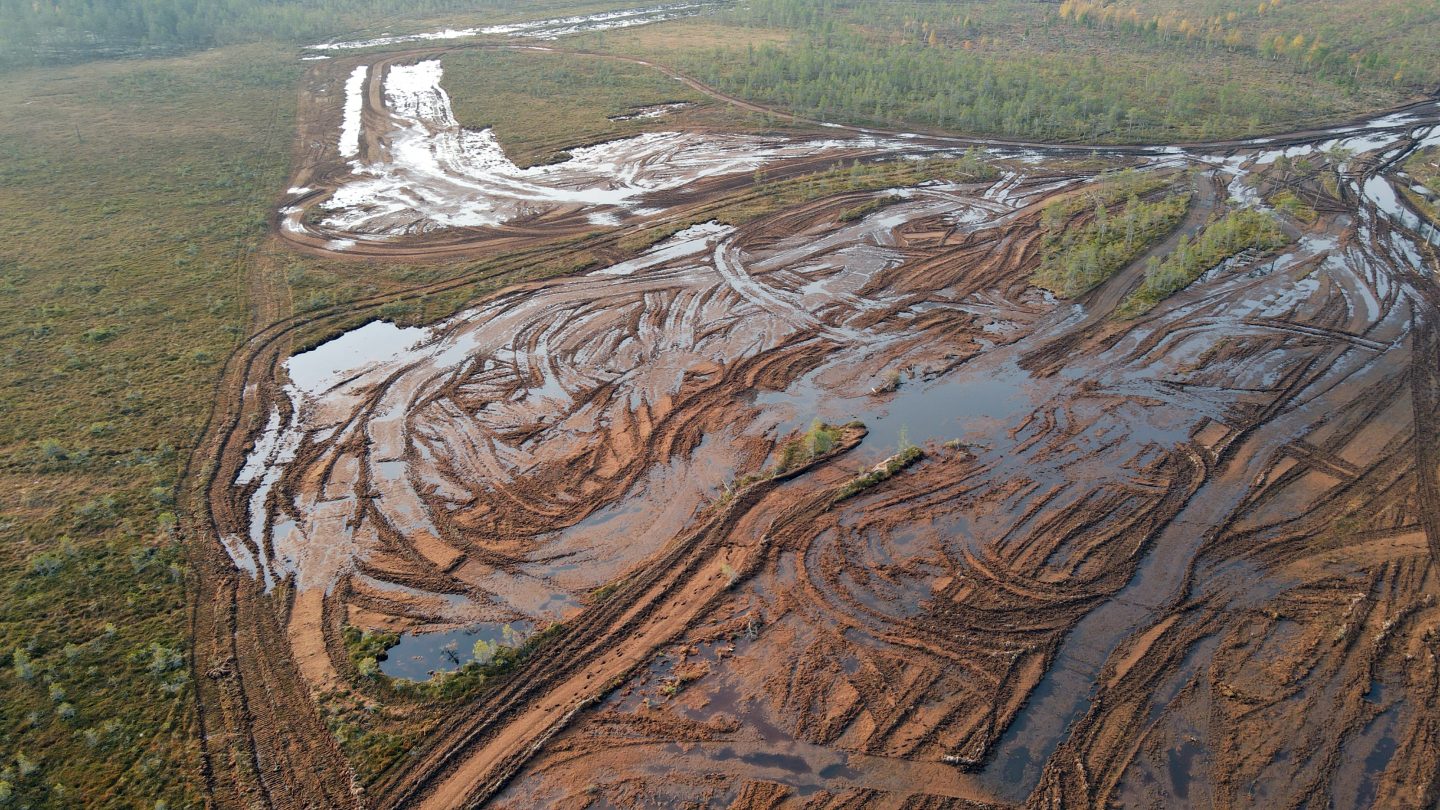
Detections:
[187, 27, 1440, 810]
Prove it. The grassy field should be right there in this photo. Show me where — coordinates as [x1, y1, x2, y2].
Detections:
[0, 43, 309, 807]
[0, 39, 496, 807]
[441, 48, 776, 168]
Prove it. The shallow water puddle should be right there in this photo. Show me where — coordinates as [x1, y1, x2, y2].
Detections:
[380, 620, 535, 680]
[285, 318, 428, 395]
[755, 354, 1039, 458]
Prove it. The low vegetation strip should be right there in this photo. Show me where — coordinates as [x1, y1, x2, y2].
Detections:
[1035, 178, 1192, 298]
[1117, 208, 1287, 317]
[835, 445, 925, 502]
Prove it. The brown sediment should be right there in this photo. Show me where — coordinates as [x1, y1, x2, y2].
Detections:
[182, 28, 1440, 810]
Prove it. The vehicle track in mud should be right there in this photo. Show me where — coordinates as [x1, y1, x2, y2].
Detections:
[184, 25, 1440, 810]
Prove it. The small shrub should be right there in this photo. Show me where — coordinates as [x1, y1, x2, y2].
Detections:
[146, 643, 184, 677]
[75, 496, 120, 528]
[15, 754, 36, 777]
[81, 325, 119, 343]
[355, 657, 380, 679]
[806, 419, 837, 455]
[12, 649, 34, 681]
[28, 553, 64, 577]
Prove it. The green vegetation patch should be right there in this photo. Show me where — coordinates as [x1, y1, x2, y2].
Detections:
[836, 446, 925, 501]
[773, 419, 842, 476]
[1268, 189, 1318, 225]
[1036, 171, 1191, 297]
[343, 626, 401, 679]
[1117, 208, 1286, 317]
[597, 0, 1419, 142]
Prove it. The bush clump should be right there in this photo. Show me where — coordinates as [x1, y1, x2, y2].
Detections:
[773, 420, 842, 475]
[342, 626, 400, 679]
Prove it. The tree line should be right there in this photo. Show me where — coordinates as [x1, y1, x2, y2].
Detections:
[684, 0, 1436, 142]
[1057, 0, 1436, 90]
[0, 0, 529, 67]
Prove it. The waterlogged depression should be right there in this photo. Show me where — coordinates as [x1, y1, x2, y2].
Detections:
[219, 50, 1440, 806]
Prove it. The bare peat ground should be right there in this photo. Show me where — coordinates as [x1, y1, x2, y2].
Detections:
[185, 34, 1440, 810]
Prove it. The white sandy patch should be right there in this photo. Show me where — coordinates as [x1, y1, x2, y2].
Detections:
[339, 65, 368, 159]
[319, 60, 908, 236]
[593, 221, 733, 276]
[306, 2, 713, 51]
[608, 102, 692, 121]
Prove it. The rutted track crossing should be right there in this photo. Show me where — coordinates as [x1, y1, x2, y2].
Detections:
[185, 20, 1440, 810]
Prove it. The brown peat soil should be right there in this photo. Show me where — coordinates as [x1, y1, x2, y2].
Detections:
[186, 33, 1440, 810]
